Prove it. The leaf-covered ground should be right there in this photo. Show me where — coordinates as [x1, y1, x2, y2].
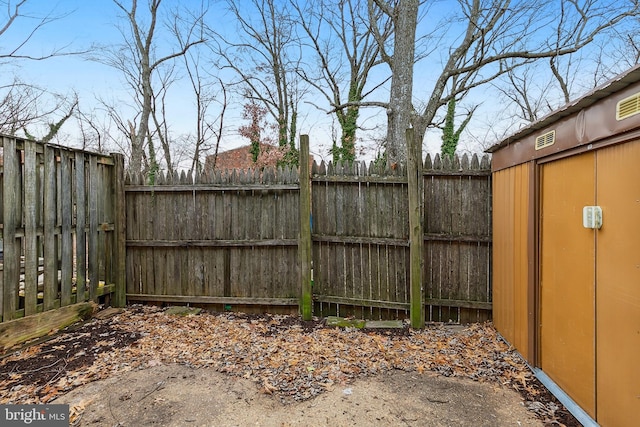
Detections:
[0, 305, 578, 426]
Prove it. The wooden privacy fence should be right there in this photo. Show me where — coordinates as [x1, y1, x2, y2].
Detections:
[125, 137, 492, 324]
[0, 135, 125, 323]
[124, 166, 301, 309]
[422, 154, 492, 322]
[3, 134, 490, 327]
[311, 151, 492, 323]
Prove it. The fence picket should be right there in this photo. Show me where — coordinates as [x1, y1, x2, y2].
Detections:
[88, 156, 99, 301]
[75, 152, 87, 303]
[44, 146, 58, 310]
[60, 150, 73, 307]
[23, 141, 38, 316]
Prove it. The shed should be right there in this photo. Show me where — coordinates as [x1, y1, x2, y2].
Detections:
[488, 65, 640, 427]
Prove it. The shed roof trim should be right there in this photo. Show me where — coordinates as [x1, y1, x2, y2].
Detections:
[487, 64, 640, 153]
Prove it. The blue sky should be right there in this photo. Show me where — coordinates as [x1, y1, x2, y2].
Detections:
[4, 0, 120, 85]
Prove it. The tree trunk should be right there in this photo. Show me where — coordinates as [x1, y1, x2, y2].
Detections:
[385, 0, 418, 164]
[132, 64, 152, 174]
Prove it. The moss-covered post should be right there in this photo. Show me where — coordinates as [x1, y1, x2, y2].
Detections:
[407, 128, 424, 328]
[298, 135, 313, 320]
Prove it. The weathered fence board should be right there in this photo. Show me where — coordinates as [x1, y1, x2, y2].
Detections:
[3, 137, 20, 319]
[24, 140, 38, 316]
[0, 135, 122, 323]
[75, 151, 87, 305]
[44, 146, 58, 311]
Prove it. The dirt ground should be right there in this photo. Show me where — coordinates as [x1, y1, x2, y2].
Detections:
[55, 363, 541, 427]
[0, 305, 578, 426]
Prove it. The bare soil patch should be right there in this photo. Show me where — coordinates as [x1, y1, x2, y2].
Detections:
[55, 364, 539, 426]
[0, 305, 578, 426]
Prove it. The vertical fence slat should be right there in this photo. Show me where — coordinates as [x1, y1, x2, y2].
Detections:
[88, 156, 99, 301]
[23, 141, 38, 316]
[2, 137, 19, 321]
[147, 182, 159, 296]
[43, 146, 58, 310]
[97, 164, 107, 288]
[75, 152, 86, 302]
[60, 150, 73, 306]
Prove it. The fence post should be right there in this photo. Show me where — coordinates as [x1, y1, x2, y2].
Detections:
[112, 153, 127, 307]
[407, 128, 424, 328]
[298, 135, 313, 320]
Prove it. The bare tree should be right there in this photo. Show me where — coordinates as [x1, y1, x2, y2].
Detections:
[292, 0, 391, 163]
[0, 78, 77, 140]
[602, 19, 640, 73]
[102, 0, 207, 174]
[184, 75, 228, 174]
[177, 20, 229, 175]
[23, 95, 78, 143]
[73, 101, 110, 152]
[94, 95, 141, 161]
[149, 63, 179, 173]
[0, 1, 86, 140]
[0, 0, 82, 61]
[209, 0, 304, 164]
[493, 65, 552, 123]
[495, 8, 640, 130]
[491, 54, 589, 128]
[0, 78, 48, 134]
[368, 0, 640, 162]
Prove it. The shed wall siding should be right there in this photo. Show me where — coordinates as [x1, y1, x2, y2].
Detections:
[492, 162, 531, 361]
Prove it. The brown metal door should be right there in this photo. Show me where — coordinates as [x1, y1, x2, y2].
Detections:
[540, 152, 596, 417]
[596, 140, 640, 427]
